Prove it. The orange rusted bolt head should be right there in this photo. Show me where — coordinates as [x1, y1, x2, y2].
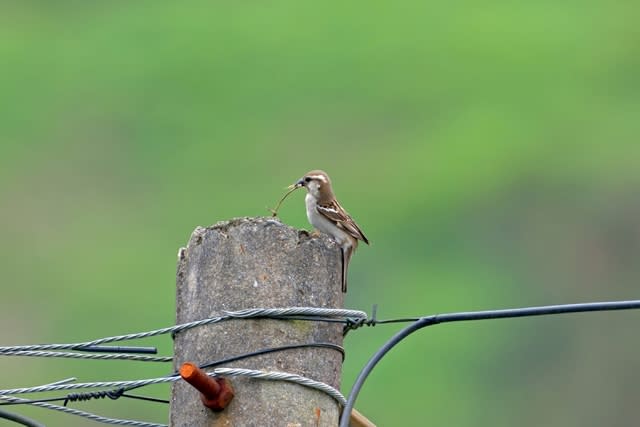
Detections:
[200, 377, 234, 411]
[179, 362, 234, 411]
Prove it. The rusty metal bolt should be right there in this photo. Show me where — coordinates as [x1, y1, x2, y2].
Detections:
[179, 362, 234, 411]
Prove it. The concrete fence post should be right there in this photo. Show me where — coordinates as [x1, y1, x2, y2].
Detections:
[170, 217, 344, 426]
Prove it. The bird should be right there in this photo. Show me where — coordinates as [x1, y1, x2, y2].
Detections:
[290, 170, 369, 292]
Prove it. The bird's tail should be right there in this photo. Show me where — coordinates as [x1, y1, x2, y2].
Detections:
[341, 244, 355, 293]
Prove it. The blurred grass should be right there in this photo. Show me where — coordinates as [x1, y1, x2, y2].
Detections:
[1, 1, 639, 426]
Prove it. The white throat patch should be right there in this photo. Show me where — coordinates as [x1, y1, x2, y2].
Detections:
[306, 180, 321, 198]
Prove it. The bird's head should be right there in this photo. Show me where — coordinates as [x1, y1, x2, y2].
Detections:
[289, 170, 333, 200]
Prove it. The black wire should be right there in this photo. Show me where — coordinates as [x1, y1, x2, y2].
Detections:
[0, 408, 46, 427]
[120, 393, 170, 404]
[64, 390, 170, 405]
[72, 345, 158, 354]
[64, 389, 124, 406]
[0, 391, 169, 408]
[338, 299, 640, 427]
[374, 317, 421, 324]
[199, 342, 345, 369]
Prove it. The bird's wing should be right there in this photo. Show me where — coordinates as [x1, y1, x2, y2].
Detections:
[316, 200, 369, 244]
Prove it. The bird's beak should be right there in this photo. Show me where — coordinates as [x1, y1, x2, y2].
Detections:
[287, 179, 304, 190]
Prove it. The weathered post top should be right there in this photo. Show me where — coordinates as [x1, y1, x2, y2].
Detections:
[170, 216, 344, 426]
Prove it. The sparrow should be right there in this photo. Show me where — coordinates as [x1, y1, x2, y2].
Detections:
[290, 170, 369, 292]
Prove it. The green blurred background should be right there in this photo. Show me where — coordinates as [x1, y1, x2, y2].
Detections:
[1, 1, 639, 426]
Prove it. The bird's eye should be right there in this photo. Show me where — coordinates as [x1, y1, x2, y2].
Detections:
[304, 177, 311, 183]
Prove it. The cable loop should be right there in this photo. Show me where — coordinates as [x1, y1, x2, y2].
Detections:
[64, 388, 124, 406]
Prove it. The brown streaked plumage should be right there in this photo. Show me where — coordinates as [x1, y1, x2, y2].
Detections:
[291, 170, 369, 292]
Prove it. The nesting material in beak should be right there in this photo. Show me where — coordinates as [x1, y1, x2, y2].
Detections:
[268, 182, 302, 217]
[288, 179, 304, 190]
